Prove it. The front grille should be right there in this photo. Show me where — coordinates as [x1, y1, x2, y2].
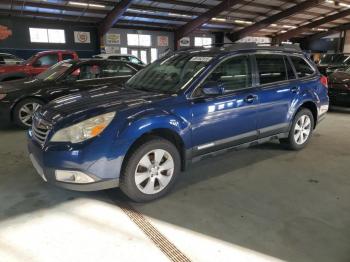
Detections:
[32, 115, 52, 147]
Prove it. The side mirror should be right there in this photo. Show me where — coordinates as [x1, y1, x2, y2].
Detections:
[32, 60, 42, 67]
[202, 81, 225, 96]
[65, 74, 78, 83]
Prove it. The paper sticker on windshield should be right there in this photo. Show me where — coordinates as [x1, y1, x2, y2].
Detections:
[190, 57, 213, 62]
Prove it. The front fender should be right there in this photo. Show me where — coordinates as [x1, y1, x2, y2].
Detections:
[118, 109, 191, 149]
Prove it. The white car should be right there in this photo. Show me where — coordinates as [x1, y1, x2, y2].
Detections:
[0, 53, 24, 65]
[93, 54, 145, 66]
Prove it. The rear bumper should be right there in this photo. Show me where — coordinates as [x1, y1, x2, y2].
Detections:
[27, 132, 122, 191]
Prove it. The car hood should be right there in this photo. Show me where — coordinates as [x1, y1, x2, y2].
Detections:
[39, 87, 172, 125]
[0, 78, 41, 93]
[0, 64, 25, 74]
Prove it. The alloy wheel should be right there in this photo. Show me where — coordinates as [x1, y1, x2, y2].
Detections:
[294, 115, 312, 145]
[19, 102, 42, 127]
[134, 149, 175, 195]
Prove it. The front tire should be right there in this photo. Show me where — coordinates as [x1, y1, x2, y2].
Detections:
[281, 108, 314, 150]
[120, 138, 181, 202]
[13, 98, 44, 128]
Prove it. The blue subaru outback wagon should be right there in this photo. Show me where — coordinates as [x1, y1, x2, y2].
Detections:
[27, 44, 329, 202]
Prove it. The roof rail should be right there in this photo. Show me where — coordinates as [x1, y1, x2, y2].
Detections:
[203, 42, 303, 52]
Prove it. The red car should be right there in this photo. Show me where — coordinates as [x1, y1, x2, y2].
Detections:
[0, 50, 78, 82]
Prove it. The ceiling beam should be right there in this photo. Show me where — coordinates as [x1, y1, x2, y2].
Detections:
[175, 0, 240, 41]
[226, 0, 324, 42]
[274, 8, 350, 42]
[98, 0, 132, 36]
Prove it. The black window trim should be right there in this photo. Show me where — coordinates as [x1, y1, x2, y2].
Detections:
[190, 53, 256, 100]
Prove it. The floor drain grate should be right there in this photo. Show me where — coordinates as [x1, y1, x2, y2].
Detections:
[120, 204, 191, 262]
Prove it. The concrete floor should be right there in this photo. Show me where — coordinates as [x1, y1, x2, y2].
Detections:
[0, 109, 350, 262]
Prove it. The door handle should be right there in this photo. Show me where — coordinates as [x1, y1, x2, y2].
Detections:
[244, 94, 257, 103]
[290, 86, 300, 93]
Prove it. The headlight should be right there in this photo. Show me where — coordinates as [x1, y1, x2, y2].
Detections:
[51, 112, 115, 143]
[0, 93, 6, 100]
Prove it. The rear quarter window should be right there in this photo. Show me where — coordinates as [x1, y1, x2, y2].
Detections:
[290, 56, 315, 78]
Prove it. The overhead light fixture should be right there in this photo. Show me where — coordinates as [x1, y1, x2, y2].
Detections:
[89, 3, 105, 8]
[234, 20, 253, 25]
[271, 24, 278, 27]
[68, 1, 105, 8]
[211, 17, 227, 22]
[312, 28, 329, 31]
[282, 25, 297, 29]
[339, 2, 350, 8]
[168, 12, 192, 18]
[280, 30, 287, 33]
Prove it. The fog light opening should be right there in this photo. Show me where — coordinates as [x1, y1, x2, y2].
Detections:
[55, 170, 95, 184]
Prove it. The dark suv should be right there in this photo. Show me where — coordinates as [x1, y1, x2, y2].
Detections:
[27, 44, 329, 202]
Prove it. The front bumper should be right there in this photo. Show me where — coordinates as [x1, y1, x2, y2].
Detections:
[328, 88, 350, 106]
[27, 132, 122, 191]
[0, 101, 12, 126]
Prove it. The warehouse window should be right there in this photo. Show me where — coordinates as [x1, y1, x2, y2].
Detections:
[194, 37, 212, 48]
[127, 34, 151, 47]
[151, 48, 158, 62]
[29, 28, 66, 43]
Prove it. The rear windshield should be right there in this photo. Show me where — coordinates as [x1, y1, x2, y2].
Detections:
[319, 54, 350, 66]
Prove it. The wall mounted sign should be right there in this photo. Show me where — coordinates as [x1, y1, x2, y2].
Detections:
[105, 46, 120, 54]
[0, 25, 12, 41]
[157, 36, 169, 47]
[179, 37, 190, 47]
[237, 36, 271, 44]
[74, 31, 91, 43]
[106, 33, 120, 45]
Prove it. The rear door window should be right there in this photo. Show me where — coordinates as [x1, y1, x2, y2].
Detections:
[290, 56, 315, 78]
[256, 54, 287, 85]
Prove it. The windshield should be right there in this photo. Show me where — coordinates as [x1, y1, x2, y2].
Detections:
[319, 54, 350, 66]
[23, 55, 37, 65]
[35, 61, 74, 81]
[125, 53, 213, 93]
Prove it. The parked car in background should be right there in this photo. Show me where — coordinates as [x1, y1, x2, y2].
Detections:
[0, 53, 24, 66]
[27, 44, 329, 202]
[93, 53, 145, 66]
[0, 50, 78, 82]
[317, 53, 350, 76]
[328, 69, 350, 106]
[0, 59, 142, 128]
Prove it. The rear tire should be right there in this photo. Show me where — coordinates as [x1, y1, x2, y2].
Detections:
[13, 98, 44, 129]
[280, 108, 314, 150]
[120, 137, 181, 202]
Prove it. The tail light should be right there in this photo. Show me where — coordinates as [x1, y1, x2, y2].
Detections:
[320, 75, 328, 88]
